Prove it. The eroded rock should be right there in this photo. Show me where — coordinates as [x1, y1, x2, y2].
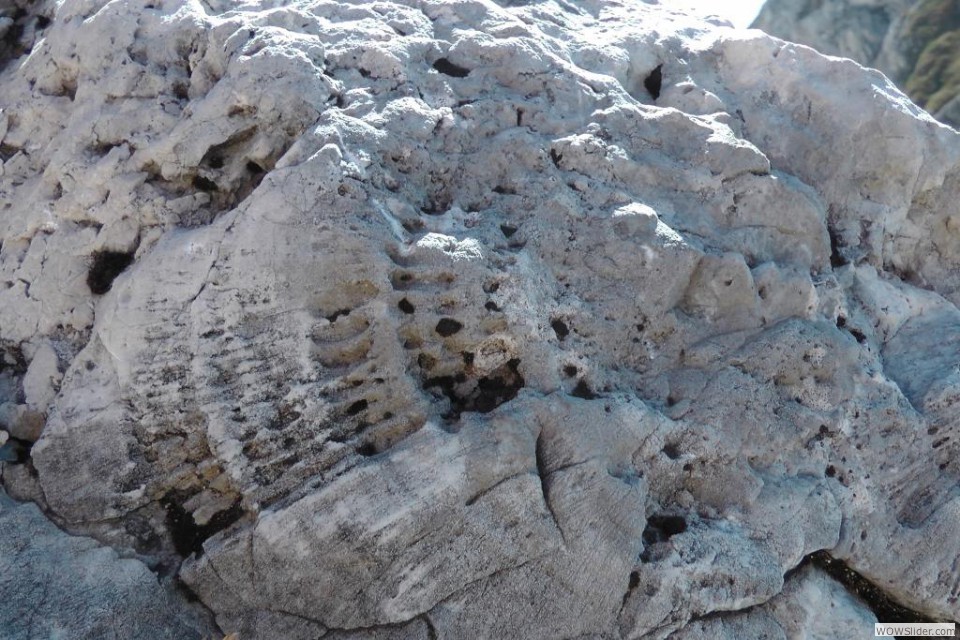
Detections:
[0, 0, 959, 637]
[0, 490, 215, 639]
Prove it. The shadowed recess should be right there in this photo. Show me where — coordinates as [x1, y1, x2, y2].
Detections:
[87, 250, 135, 295]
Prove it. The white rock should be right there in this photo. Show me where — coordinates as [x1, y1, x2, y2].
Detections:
[0, 0, 958, 637]
[21, 341, 61, 410]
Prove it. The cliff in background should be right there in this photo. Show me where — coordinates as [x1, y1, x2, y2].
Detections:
[754, 0, 960, 128]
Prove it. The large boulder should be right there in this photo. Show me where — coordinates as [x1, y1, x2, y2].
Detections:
[1, 0, 959, 637]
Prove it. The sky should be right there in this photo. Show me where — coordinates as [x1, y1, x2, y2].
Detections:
[665, 0, 768, 28]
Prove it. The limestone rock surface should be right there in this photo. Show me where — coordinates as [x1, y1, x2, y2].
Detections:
[1, 0, 960, 638]
[754, 0, 960, 128]
[0, 490, 216, 639]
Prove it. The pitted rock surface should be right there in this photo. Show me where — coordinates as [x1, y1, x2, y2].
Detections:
[2, 0, 960, 637]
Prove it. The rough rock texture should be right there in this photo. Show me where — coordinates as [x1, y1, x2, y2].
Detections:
[754, 0, 960, 128]
[0, 490, 216, 639]
[2, 0, 960, 637]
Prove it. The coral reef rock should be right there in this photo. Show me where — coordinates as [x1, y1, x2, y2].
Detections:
[754, 0, 960, 128]
[1, 0, 960, 637]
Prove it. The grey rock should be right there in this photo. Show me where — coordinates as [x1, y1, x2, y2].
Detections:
[753, 0, 960, 128]
[0, 0, 958, 638]
[0, 490, 216, 639]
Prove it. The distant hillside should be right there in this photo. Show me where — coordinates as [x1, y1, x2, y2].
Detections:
[754, 0, 960, 128]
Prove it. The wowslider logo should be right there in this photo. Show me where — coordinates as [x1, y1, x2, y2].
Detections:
[875, 623, 956, 637]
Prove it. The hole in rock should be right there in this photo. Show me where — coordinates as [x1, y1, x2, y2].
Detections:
[432, 57, 470, 78]
[246, 160, 264, 174]
[398, 298, 415, 314]
[643, 514, 686, 545]
[356, 442, 378, 457]
[326, 308, 351, 322]
[644, 64, 663, 100]
[346, 399, 368, 416]
[662, 442, 681, 459]
[485, 301, 501, 312]
[500, 224, 518, 238]
[87, 250, 135, 295]
[570, 379, 598, 400]
[563, 365, 578, 377]
[161, 493, 243, 559]
[425, 358, 524, 418]
[828, 227, 848, 268]
[192, 175, 218, 192]
[435, 318, 464, 337]
[420, 200, 448, 215]
[549, 149, 563, 169]
[0, 11, 26, 69]
[551, 319, 569, 340]
[836, 316, 867, 343]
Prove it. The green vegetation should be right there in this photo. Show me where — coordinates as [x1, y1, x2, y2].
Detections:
[901, 0, 960, 70]
[899, 0, 960, 117]
[907, 30, 960, 113]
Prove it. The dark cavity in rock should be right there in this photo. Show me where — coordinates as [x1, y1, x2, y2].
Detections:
[425, 358, 524, 418]
[87, 250, 135, 295]
[398, 298, 416, 314]
[435, 318, 464, 337]
[570, 379, 598, 400]
[802, 551, 948, 626]
[645, 64, 663, 100]
[432, 58, 470, 78]
[829, 227, 849, 267]
[642, 514, 687, 546]
[161, 492, 243, 559]
[551, 318, 570, 340]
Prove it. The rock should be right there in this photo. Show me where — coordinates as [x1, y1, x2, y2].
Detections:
[21, 341, 60, 411]
[754, 0, 960, 128]
[671, 565, 878, 639]
[764, 565, 879, 637]
[0, 403, 44, 442]
[0, 490, 216, 639]
[0, 0, 958, 638]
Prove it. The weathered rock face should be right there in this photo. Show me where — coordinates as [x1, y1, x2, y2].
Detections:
[0, 490, 217, 639]
[754, 0, 960, 128]
[2, 0, 960, 637]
